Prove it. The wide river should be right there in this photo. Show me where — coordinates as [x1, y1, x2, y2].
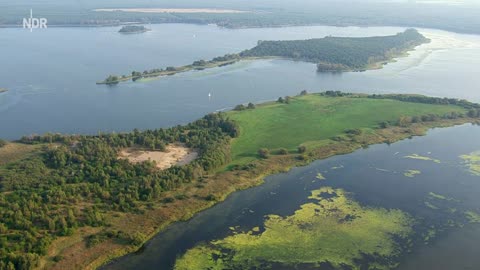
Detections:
[1, 24, 480, 139]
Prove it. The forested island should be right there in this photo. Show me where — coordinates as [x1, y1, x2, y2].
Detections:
[1, 91, 479, 269]
[241, 28, 429, 72]
[0, 88, 7, 94]
[118, 25, 150, 34]
[98, 29, 429, 84]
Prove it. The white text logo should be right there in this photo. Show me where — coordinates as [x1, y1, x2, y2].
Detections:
[23, 9, 48, 32]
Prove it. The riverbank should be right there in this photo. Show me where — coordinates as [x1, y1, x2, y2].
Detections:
[34, 93, 477, 270]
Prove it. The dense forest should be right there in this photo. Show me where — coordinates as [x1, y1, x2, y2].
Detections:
[240, 29, 429, 71]
[0, 113, 238, 269]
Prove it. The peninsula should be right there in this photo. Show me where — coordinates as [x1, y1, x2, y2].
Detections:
[0, 92, 479, 269]
[97, 29, 429, 84]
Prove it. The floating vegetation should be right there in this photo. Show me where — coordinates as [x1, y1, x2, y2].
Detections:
[459, 151, 480, 176]
[425, 201, 439, 210]
[316, 173, 326, 180]
[330, 165, 344, 170]
[423, 227, 437, 244]
[465, 211, 480, 223]
[174, 187, 414, 270]
[404, 170, 421, 178]
[404, 154, 441, 163]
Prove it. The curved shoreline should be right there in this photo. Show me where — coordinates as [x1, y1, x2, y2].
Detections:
[91, 118, 477, 270]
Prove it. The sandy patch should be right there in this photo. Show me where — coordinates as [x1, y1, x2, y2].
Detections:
[94, 8, 248, 14]
[119, 144, 198, 170]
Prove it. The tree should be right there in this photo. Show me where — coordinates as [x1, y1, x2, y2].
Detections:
[300, 90, 308, 96]
[193, 60, 207, 66]
[277, 97, 284, 103]
[247, 103, 256, 109]
[234, 104, 246, 111]
[258, 148, 270, 159]
[105, 75, 119, 84]
[284, 96, 292, 104]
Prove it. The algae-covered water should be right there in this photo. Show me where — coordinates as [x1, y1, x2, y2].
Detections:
[104, 124, 480, 269]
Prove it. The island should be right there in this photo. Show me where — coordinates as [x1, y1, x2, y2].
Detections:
[0, 91, 479, 269]
[118, 25, 150, 34]
[97, 29, 429, 85]
[0, 88, 7, 94]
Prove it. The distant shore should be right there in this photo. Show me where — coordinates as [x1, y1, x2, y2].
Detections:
[0, 88, 8, 93]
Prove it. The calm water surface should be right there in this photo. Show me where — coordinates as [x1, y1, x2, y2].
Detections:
[104, 124, 480, 270]
[1, 24, 480, 139]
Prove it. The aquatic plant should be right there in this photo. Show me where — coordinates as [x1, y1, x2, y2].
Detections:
[404, 154, 441, 163]
[175, 187, 414, 270]
[460, 151, 480, 176]
[404, 169, 421, 178]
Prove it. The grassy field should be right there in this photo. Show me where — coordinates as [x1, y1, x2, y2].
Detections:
[0, 142, 41, 166]
[228, 94, 466, 165]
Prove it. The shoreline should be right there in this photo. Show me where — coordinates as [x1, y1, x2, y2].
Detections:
[78, 118, 477, 270]
[1, 22, 480, 36]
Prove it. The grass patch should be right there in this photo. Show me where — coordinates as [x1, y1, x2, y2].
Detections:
[0, 143, 41, 166]
[228, 94, 464, 165]
[174, 187, 413, 270]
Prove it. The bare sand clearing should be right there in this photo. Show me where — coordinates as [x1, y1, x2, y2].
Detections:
[119, 144, 198, 170]
[94, 8, 248, 14]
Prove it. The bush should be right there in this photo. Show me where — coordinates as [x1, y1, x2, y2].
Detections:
[298, 145, 307, 153]
[234, 104, 246, 111]
[379, 121, 390, 129]
[345, 128, 362, 135]
[247, 103, 256, 109]
[258, 148, 270, 159]
[162, 197, 175, 203]
[205, 194, 217, 201]
[0, 139, 6, 148]
[278, 148, 289, 155]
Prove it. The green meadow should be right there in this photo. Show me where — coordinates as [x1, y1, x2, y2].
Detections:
[228, 94, 466, 165]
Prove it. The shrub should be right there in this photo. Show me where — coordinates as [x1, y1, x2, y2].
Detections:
[258, 148, 270, 159]
[298, 145, 307, 153]
[278, 148, 289, 155]
[0, 139, 6, 148]
[205, 194, 217, 201]
[379, 121, 390, 129]
[234, 104, 246, 111]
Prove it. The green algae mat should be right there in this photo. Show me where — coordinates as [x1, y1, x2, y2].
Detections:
[174, 187, 414, 270]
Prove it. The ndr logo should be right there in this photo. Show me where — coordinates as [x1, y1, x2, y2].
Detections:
[23, 9, 47, 32]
